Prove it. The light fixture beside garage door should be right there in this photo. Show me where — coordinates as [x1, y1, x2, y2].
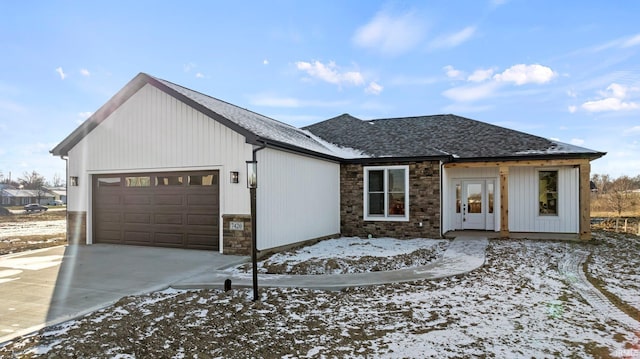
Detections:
[230, 171, 239, 184]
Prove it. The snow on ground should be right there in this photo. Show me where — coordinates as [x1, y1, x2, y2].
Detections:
[1, 233, 639, 358]
[588, 231, 640, 312]
[0, 220, 66, 239]
[227, 237, 449, 275]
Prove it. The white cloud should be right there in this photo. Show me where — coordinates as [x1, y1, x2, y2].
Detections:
[442, 82, 500, 102]
[263, 59, 269, 65]
[429, 26, 476, 49]
[570, 138, 585, 146]
[568, 105, 577, 113]
[467, 68, 494, 82]
[295, 61, 365, 87]
[581, 83, 640, 112]
[582, 97, 639, 112]
[365, 81, 383, 95]
[352, 11, 425, 55]
[195, 72, 204, 78]
[80, 69, 90, 77]
[567, 90, 577, 98]
[443, 65, 463, 79]
[621, 33, 640, 48]
[493, 64, 556, 85]
[55, 67, 66, 80]
[603, 83, 628, 99]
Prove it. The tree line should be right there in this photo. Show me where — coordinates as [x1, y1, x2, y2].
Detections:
[0, 170, 64, 189]
[591, 174, 640, 216]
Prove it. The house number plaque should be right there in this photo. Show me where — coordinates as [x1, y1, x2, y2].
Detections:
[229, 221, 244, 231]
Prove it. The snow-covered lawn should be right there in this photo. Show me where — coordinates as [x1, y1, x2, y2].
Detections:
[1, 233, 639, 358]
[229, 237, 449, 275]
[0, 220, 66, 239]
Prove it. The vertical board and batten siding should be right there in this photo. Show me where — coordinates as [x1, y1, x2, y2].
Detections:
[508, 166, 578, 233]
[442, 167, 500, 233]
[256, 148, 340, 251]
[67, 83, 253, 216]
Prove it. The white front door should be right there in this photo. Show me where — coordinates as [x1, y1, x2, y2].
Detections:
[462, 180, 485, 229]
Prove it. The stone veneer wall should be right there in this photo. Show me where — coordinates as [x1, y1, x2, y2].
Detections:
[67, 211, 87, 245]
[222, 214, 252, 255]
[340, 161, 441, 239]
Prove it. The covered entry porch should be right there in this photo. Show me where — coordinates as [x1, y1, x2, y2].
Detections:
[442, 158, 592, 240]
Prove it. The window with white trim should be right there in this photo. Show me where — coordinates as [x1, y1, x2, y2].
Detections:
[364, 165, 409, 221]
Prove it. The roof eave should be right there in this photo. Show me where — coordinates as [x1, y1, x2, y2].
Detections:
[451, 151, 607, 163]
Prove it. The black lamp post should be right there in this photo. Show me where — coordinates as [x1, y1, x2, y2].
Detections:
[246, 160, 259, 301]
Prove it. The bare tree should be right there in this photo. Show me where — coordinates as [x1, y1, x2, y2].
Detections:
[19, 171, 47, 189]
[51, 173, 64, 187]
[606, 176, 635, 216]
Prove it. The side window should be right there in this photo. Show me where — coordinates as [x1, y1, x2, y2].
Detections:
[539, 170, 558, 215]
[364, 166, 409, 221]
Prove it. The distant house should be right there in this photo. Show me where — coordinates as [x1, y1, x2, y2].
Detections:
[51, 73, 605, 255]
[45, 187, 67, 204]
[1, 188, 54, 206]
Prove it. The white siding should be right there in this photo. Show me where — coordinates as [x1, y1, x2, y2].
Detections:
[67, 84, 256, 246]
[256, 148, 340, 250]
[509, 166, 578, 233]
[68, 84, 253, 215]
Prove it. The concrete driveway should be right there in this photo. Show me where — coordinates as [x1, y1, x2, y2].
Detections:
[0, 245, 246, 344]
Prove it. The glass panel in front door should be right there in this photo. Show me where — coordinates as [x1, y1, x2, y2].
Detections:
[467, 183, 482, 214]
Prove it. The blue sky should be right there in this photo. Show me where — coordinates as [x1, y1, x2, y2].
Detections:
[1, 1, 639, 184]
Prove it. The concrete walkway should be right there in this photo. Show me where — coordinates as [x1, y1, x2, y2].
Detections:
[173, 236, 489, 291]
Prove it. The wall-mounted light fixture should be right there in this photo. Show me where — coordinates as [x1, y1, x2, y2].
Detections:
[230, 171, 239, 184]
[70, 176, 79, 186]
[246, 161, 257, 189]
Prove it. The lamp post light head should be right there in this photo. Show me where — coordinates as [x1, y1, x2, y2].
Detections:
[246, 161, 257, 189]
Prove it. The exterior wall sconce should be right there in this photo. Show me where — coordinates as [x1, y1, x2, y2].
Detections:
[70, 176, 79, 186]
[246, 161, 257, 189]
[230, 171, 239, 184]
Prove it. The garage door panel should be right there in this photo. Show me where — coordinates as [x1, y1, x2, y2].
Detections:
[124, 213, 151, 224]
[96, 230, 121, 242]
[97, 212, 121, 224]
[155, 233, 185, 246]
[187, 194, 218, 206]
[155, 195, 184, 206]
[155, 214, 184, 225]
[187, 214, 217, 226]
[94, 170, 219, 250]
[123, 231, 151, 244]
[124, 195, 152, 205]
[95, 194, 122, 206]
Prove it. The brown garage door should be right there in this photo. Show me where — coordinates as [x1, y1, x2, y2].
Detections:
[93, 171, 219, 250]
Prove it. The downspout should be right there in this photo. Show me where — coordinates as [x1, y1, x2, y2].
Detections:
[250, 142, 267, 301]
[440, 160, 445, 238]
[59, 155, 69, 242]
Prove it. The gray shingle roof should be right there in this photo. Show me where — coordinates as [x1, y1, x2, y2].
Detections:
[304, 114, 605, 160]
[153, 76, 336, 156]
[52, 73, 604, 163]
